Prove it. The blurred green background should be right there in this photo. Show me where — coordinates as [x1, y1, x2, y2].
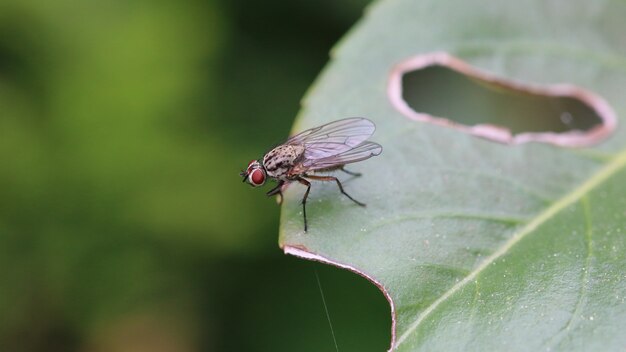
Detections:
[0, 0, 391, 351]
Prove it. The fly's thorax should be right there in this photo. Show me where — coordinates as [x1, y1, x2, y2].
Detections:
[262, 144, 305, 179]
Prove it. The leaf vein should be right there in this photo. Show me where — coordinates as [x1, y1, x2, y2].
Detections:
[394, 150, 626, 349]
[370, 211, 528, 231]
[544, 196, 594, 349]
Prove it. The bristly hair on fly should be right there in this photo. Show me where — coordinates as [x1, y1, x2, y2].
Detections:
[239, 117, 382, 232]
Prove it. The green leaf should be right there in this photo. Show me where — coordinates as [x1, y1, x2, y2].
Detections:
[279, 0, 626, 350]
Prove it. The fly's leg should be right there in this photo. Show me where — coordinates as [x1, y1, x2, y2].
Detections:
[266, 183, 283, 197]
[305, 175, 365, 207]
[339, 166, 361, 177]
[296, 177, 312, 232]
[266, 181, 285, 205]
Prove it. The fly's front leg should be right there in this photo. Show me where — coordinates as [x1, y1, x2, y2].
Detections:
[266, 181, 285, 205]
[305, 174, 365, 207]
[296, 177, 311, 232]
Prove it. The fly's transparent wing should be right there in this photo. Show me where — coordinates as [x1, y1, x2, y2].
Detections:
[286, 118, 376, 160]
[301, 141, 382, 171]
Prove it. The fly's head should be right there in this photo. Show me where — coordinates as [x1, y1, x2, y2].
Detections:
[240, 160, 266, 187]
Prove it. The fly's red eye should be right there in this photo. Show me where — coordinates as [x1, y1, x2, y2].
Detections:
[250, 169, 265, 186]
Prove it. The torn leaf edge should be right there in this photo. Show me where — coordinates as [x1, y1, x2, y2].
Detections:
[283, 245, 397, 352]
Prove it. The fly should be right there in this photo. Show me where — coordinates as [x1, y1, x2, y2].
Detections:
[240, 117, 382, 232]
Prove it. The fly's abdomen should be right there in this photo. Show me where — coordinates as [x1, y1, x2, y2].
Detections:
[263, 145, 304, 179]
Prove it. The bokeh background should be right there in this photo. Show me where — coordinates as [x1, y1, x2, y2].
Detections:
[0, 0, 391, 351]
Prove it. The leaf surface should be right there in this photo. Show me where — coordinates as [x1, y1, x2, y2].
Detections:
[279, 1, 626, 350]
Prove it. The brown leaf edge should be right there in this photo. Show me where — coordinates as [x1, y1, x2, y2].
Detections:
[388, 52, 617, 147]
[283, 245, 397, 352]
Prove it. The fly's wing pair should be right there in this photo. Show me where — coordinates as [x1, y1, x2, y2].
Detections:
[285, 117, 382, 172]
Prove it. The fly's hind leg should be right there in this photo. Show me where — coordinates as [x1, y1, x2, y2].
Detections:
[305, 174, 365, 207]
[339, 166, 361, 177]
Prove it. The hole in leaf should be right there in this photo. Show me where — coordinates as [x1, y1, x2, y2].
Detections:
[388, 53, 617, 147]
[403, 66, 601, 134]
